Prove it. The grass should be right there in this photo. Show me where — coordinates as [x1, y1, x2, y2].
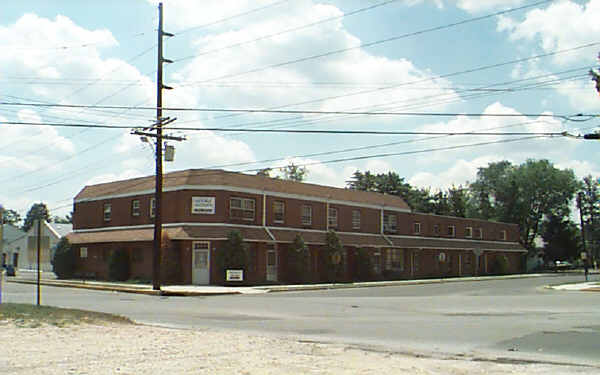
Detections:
[0, 303, 132, 328]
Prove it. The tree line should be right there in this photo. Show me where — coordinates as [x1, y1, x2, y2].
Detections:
[1, 202, 71, 233]
[347, 159, 599, 262]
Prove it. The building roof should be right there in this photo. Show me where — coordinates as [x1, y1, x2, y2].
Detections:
[67, 225, 526, 253]
[47, 222, 73, 238]
[74, 169, 411, 211]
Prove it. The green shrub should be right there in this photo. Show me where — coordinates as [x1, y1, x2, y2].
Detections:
[51, 237, 75, 279]
[492, 255, 509, 275]
[108, 249, 130, 281]
[354, 248, 373, 281]
[216, 231, 247, 282]
[287, 235, 311, 284]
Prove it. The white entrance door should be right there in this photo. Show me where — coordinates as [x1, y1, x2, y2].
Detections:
[266, 248, 278, 282]
[192, 241, 210, 285]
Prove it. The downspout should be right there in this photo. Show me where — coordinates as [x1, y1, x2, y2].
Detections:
[262, 189, 275, 242]
[380, 203, 392, 246]
[326, 196, 330, 232]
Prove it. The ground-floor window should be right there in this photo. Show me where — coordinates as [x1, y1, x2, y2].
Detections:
[385, 249, 404, 271]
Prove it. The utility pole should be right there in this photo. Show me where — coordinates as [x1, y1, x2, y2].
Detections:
[131, 2, 184, 291]
[36, 219, 41, 305]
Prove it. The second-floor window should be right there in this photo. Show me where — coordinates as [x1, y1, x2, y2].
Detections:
[103, 203, 111, 221]
[476, 228, 483, 239]
[465, 226, 473, 238]
[499, 230, 507, 240]
[447, 225, 455, 237]
[352, 210, 361, 229]
[273, 201, 285, 223]
[131, 200, 140, 217]
[150, 198, 156, 218]
[230, 197, 255, 220]
[433, 224, 440, 236]
[301, 205, 312, 225]
[328, 207, 338, 228]
[383, 214, 397, 233]
[413, 222, 421, 235]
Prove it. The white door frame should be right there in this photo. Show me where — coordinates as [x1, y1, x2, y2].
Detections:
[266, 246, 278, 282]
[192, 241, 210, 285]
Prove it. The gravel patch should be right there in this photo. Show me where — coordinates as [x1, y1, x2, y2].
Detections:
[1, 323, 596, 374]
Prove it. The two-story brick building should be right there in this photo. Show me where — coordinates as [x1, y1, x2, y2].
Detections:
[67, 169, 526, 285]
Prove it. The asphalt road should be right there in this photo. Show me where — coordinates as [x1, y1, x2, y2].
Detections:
[3, 274, 599, 367]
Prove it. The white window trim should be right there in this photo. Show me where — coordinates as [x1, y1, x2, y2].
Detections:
[103, 203, 111, 221]
[80, 247, 88, 258]
[352, 210, 361, 229]
[150, 198, 156, 218]
[465, 226, 473, 238]
[301, 205, 312, 226]
[230, 197, 255, 221]
[273, 201, 285, 223]
[131, 200, 140, 217]
[328, 207, 338, 228]
[413, 222, 421, 235]
[384, 214, 397, 233]
[448, 225, 456, 237]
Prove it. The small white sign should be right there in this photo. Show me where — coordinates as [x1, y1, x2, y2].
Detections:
[226, 269, 244, 282]
[192, 197, 215, 214]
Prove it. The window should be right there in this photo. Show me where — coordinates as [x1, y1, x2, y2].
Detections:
[132, 250, 144, 263]
[413, 222, 421, 235]
[352, 210, 361, 229]
[149, 198, 156, 218]
[103, 203, 111, 221]
[383, 214, 397, 233]
[131, 200, 140, 216]
[273, 201, 285, 223]
[191, 196, 215, 214]
[499, 230, 507, 240]
[475, 228, 483, 239]
[465, 226, 473, 238]
[328, 207, 338, 228]
[301, 205, 312, 226]
[373, 251, 382, 274]
[230, 197, 255, 220]
[385, 249, 404, 271]
[447, 225, 455, 237]
[80, 247, 88, 258]
[433, 224, 440, 236]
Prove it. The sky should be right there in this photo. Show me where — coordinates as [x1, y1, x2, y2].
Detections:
[1, 0, 600, 220]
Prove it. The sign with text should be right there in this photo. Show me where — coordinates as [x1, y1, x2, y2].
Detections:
[226, 269, 244, 282]
[191, 197, 215, 214]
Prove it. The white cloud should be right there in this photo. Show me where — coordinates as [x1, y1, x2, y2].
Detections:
[498, 0, 600, 65]
[406, 0, 525, 13]
[85, 170, 146, 186]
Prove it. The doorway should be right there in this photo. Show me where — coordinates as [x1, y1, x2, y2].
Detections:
[192, 241, 210, 285]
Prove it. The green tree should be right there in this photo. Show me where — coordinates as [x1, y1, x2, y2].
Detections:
[282, 163, 307, 182]
[346, 170, 378, 192]
[22, 202, 51, 233]
[216, 231, 248, 280]
[578, 175, 600, 260]
[469, 159, 578, 253]
[1, 208, 22, 226]
[542, 215, 581, 262]
[287, 234, 311, 284]
[51, 237, 75, 279]
[321, 230, 343, 282]
[256, 168, 273, 177]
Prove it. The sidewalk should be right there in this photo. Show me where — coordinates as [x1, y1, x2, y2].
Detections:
[7, 270, 597, 296]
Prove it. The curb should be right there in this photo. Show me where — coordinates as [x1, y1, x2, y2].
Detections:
[7, 272, 570, 296]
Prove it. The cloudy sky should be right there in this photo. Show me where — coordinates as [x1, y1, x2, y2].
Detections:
[1, 0, 599, 219]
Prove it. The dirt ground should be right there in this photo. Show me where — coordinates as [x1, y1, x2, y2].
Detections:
[1, 322, 597, 374]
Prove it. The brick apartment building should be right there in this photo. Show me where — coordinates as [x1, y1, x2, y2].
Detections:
[67, 169, 526, 285]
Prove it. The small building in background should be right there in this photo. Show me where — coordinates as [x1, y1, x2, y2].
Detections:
[1, 224, 27, 268]
[18, 221, 73, 272]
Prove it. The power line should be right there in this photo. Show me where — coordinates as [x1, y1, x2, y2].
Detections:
[173, 0, 404, 62]
[180, 0, 554, 83]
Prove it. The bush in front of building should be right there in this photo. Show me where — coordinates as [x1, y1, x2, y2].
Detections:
[321, 230, 343, 282]
[492, 254, 509, 275]
[353, 248, 374, 281]
[51, 237, 75, 279]
[216, 230, 247, 284]
[108, 249, 130, 282]
[287, 234, 311, 284]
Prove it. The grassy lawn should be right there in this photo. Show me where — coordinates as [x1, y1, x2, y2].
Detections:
[0, 303, 132, 328]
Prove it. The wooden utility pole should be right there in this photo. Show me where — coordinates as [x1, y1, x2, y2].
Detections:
[36, 219, 41, 305]
[132, 3, 182, 291]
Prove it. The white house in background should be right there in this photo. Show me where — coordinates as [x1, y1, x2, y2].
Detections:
[1, 224, 27, 268]
[18, 221, 73, 272]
